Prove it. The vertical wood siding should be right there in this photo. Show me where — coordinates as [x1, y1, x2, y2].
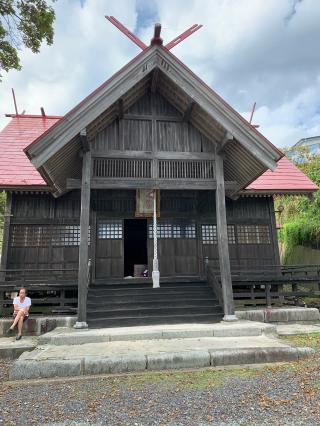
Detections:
[7, 191, 278, 278]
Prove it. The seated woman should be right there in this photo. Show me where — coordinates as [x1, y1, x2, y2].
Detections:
[7, 288, 31, 340]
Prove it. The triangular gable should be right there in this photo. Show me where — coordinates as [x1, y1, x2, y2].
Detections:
[24, 45, 283, 196]
[0, 117, 316, 194]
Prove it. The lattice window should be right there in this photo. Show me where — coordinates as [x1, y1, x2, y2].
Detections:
[237, 225, 271, 244]
[201, 224, 235, 245]
[148, 222, 196, 239]
[227, 225, 236, 244]
[201, 225, 217, 244]
[98, 221, 123, 239]
[10, 225, 85, 247]
[185, 224, 196, 238]
[10, 225, 50, 247]
[52, 225, 81, 246]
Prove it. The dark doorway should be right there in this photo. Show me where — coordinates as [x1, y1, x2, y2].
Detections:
[124, 219, 148, 277]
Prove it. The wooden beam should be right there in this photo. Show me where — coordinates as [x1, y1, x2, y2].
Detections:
[117, 98, 124, 119]
[67, 177, 238, 191]
[0, 192, 12, 281]
[123, 113, 182, 122]
[151, 69, 159, 93]
[80, 129, 90, 153]
[75, 150, 91, 328]
[91, 150, 215, 160]
[215, 152, 237, 320]
[183, 101, 195, 122]
[217, 131, 233, 154]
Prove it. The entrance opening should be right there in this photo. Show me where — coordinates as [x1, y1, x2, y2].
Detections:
[124, 219, 148, 277]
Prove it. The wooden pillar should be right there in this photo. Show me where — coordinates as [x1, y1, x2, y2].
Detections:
[215, 153, 237, 321]
[0, 192, 12, 282]
[74, 148, 91, 328]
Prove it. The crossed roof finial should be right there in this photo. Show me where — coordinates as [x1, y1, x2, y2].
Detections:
[105, 16, 202, 51]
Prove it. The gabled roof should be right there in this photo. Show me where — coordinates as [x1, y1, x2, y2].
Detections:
[23, 45, 283, 196]
[0, 116, 61, 189]
[245, 156, 318, 194]
[0, 116, 317, 194]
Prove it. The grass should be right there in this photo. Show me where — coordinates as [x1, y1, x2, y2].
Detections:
[94, 366, 262, 391]
[279, 332, 320, 350]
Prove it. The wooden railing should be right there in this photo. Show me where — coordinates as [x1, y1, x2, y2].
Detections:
[93, 158, 152, 178]
[0, 268, 78, 286]
[0, 268, 78, 315]
[205, 263, 320, 308]
[206, 264, 223, 306]
[93, 157, 215, 180]
[158, 159, 215, 179]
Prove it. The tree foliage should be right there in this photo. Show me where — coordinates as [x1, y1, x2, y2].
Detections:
[0, 0, 56, 79]
[276, 148, 320, 261]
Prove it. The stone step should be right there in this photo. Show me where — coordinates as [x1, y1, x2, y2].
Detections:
[0, 337, 37, 360]
[10, 333, 315, 380]
[39, 321, 277, 346]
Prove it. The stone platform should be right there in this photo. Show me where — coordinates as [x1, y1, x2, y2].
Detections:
[8, 321, 315, 380]
[38, 320, 276, 346]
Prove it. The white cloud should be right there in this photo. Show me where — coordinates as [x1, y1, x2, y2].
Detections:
[0, 0, 139, 128]
[1, 0, 320, 148]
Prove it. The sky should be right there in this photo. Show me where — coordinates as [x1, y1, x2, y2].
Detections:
[0, 0, 320, 148]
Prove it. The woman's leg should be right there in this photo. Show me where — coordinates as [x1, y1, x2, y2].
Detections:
[17, 316, 24, 337]
[10, 311, 24, 329]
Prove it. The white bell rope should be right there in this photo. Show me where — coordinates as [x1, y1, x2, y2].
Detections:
[152, 190, 160, 288]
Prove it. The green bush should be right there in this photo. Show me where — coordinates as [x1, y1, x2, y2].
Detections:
[276, 150, 320, 261]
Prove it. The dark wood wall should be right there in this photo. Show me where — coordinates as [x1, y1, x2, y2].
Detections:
[7, 191, 81, 272]
[4, 92, 279, 279]
[91, 92, 214, 154]
[5, 190, 279, 279]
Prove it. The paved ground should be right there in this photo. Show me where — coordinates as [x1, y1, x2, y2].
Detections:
[0, 333, 319, 425]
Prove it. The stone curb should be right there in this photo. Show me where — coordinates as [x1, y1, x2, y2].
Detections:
[0, 344, 36, 360]
[38, 323, 277, 346]
[0, 317, 76, 337]
[9, 346, 315, 380]
[235, 308, 320, 323]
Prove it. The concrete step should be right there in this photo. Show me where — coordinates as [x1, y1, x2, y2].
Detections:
[10, 332, 315, 380]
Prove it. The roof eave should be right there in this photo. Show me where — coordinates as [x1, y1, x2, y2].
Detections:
[242, 188, 318, 195]
[25, 46, 156, 167]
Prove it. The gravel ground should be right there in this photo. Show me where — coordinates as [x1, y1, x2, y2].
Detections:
[0, 334, 319, 426]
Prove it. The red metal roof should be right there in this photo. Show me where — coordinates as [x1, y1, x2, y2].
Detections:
[0, 116, 61, 188]
[246, 156, 318, 193]
[0, 116, 317, 193]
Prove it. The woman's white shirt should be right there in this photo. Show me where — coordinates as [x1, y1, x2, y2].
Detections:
[13, 296, 32, 309]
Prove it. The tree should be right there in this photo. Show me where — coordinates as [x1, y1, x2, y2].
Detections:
[0, 0, 56, 79]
